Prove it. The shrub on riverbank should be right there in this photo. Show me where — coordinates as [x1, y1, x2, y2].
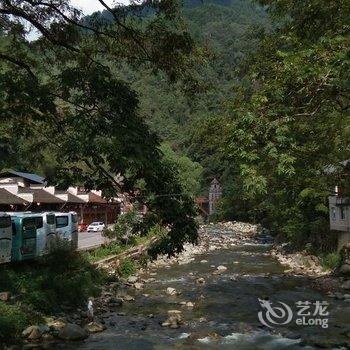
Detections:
[0, 242, 106, 343]
[88, 223, 163, 264]
[0, 302, 30, 341]
[104, 210, 142, 245]
[119, 258, 136, 277]
[321, 252, 342, 271]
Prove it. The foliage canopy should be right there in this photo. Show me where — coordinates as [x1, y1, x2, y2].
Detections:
[0, 0, 199, 255]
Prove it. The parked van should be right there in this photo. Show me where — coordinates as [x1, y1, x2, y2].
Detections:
[11, 215, 37, 262]
[55, 212, 78, 249]
[0, 213, 12, 264]
[8, 212, 54, 256]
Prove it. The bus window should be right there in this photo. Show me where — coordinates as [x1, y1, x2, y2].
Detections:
[0, 216, 11, 228]
[23, 218, 36, 230]
[46, 214, 55, 225]
[56, 216, 68, 228]
[35, 217, 43, 229]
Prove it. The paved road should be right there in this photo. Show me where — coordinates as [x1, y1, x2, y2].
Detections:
[78, 230, 108, 250]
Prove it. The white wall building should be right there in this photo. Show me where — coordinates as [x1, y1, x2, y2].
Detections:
[329, 194, 350, 250]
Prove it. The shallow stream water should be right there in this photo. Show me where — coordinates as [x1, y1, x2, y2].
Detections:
[65, 228, 350, 349]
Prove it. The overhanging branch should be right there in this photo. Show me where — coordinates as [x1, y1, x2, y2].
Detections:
[0, 52, 36, 79]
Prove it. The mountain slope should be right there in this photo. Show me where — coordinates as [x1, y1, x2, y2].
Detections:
[87, 0, 269, 150]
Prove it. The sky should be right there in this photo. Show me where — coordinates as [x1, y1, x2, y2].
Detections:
[26, 0, 129, 40]
[70, 0, 129, 15]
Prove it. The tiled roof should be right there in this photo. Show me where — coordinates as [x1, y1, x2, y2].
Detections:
[0, 188, 29, 205]
[0, 170, 45, 184]
[55, 190, 86, 204]
[77, 191, 107, 203]
[18, 188, 64, 204]
[87, 192, 107, 204]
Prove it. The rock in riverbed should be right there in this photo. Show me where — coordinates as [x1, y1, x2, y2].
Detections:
[127, 276, 138, 284]
[105, 296, 123, 310]
[212, 265, 227, 275]
[196, 278, 205, 285]
[162, 310, 182, 328]
[47, 319, 66, 331]
[85, 321, 106, 333]
[166, 287, 179, 296]
[22, 326, 42, 341]
[134, 282, 144, 290]
[340, 264, 350, 276]
[58, 323, 88, 341]
[342, 280, 350, 290]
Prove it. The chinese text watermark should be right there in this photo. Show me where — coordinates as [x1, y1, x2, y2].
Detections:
[258, 298, 329, 329]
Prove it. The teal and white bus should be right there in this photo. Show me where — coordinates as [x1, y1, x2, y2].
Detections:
[8, 212, 56, 256]
[0, 213, 12, 264]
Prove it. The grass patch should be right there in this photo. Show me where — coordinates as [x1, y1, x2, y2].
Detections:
[86, 227, 158, 263]
[119, 258, 136, 277]
[85, 241, 124, 263]
[320, 252, 341, 271]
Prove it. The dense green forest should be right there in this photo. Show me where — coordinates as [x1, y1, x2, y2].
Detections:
[91, 0, 269, 150]
[190, 0, 350, 252]
[0, 0, 269, 192]
[83, 0, 270, 198]
[90, 0, 350, 252]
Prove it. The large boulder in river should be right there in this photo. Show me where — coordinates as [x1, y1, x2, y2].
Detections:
[22, 326, 42, 341]
[47, 319, 66, 332]
[340, 264, 350, 276]
[85, 321, 106, 333]
[58, 323, 88, 341]
[341, 279, 350, 290]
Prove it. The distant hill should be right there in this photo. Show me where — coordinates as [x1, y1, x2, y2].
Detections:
[84, 0, 269, 148]
[183, 0, 268, 74]
[87, 0, 268, 61]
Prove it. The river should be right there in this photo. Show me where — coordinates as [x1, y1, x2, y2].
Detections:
[64, 225, 350, 349]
